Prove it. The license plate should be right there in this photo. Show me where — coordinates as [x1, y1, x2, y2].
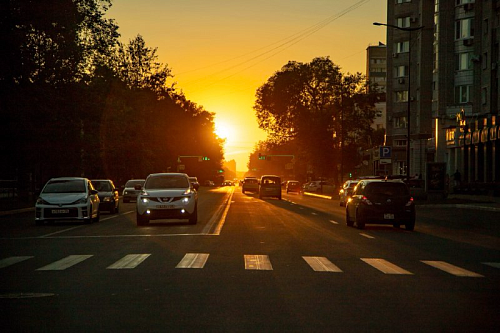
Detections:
[51, 209, 69, 214]
[156, 205, 175, 209]
[384, 213, 394, 219]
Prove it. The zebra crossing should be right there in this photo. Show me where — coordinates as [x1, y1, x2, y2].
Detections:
[0, 254, 497, 277]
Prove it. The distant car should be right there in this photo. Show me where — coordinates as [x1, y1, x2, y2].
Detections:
[35, 177, 100, 225]
[136, 173, 198, 226]
[91, 179, 120, 214]
[345, 179, 415, 230]
[188, 177, 200, 191]
[204, 180, 215, 187]
[259, 175, 282, 200]
[303, 180, 332, 193]
[286, 180, 301, 193]
[122, 179, 145, 203]
[242, 177, 259, 194]
[339, 180, 359, 207]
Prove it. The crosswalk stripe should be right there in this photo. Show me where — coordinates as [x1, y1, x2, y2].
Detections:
[303, 256, 342, 272]
[244, 255, 273, 270]
[483, 262, 500, 269]
[329, 220, 339, 225]
[176, 253, 209, 269]
[361, 258, 413, 275]
[107, 254, 151, 269]
[360, 233, 375, 239]
[36, 255, 93, 271]
[0, 256, 34, 269]
[421, 261, 483, 277]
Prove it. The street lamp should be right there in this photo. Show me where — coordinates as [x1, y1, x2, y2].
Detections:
[373, 22, 424, 182]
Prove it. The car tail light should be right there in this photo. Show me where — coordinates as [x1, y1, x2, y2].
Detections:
[361, 196, 373, 205]
[405, 197, 414, 207]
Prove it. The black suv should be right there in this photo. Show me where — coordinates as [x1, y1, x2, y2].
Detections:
[345, 179, 415, 230]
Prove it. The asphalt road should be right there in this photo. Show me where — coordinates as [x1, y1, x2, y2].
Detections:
[1, 186, 499, 332]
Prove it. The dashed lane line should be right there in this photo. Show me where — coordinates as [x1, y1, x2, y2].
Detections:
[303, 256, 343, 272]
[329, 220, 339, 225]
[421, 260, 484, 277]
[0, 256, 34, 269]
[360, 233, 375, 239]
[361, 258, 413, 275]
[36, 255, 93, 271]
[176, 253, 209, 269]
[107, 254, 151, 269]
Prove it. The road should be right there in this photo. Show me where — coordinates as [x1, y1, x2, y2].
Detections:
[1, 186, 499, 332]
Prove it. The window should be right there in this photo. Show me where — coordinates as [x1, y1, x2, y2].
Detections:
[396, 0, 411, 3]
[446, 128, 455, 142]
[483, 19, 489, 35]
[455, 18, 474, 39]
[396, 17, 411, 28]
[456, 52, 473, 70]
[395, 90, 408, 102]
[455, 85, 472, 104]
[395, 41, 410, 53]
[394, 117, 407, 128]
[481, 87, 487, 105]
[394, 65, 408, 77]
[456, 0, 475, 5]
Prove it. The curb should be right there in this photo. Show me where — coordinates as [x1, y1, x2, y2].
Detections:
[302, 192, 334, 200]
[0, 207, 35, 216]
[418, 204, 500, 212]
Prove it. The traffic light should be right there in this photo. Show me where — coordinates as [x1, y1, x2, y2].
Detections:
[349, 172, 352, 178]
[202, 156, 210, 161]
[218, 169, 223, 173]
[258, 153, 266, 160]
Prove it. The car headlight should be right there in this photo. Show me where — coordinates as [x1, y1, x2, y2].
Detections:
[140, 197, 149, 203]
[74, 197, 88, 204]
[36, 197, 49, 205]
[182, 197, 190, 204]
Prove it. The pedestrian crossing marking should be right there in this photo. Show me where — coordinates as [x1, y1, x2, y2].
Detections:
[421, 261, 483, 277]
[0, 256, 34, 269]
[483, 262, 500, 269]
[36, 255, 93, 271]
[244, 255, 273, 270]
[360, 233, 375, 239]
[329, 220, 339, 225]
[303, 256, 342, 272]
[361, 258, 413, 275]
[176, 253, 209, 269]
[107, 254, 151, 269]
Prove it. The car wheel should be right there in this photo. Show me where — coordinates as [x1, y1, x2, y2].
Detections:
[188, 204, 198, 225]
[405, 217, 415, 231]
[136, 212, 148, 226]
[345, 208, 353, 227]
[355, 210, 365, 229]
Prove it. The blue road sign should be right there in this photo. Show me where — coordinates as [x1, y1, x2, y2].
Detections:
[380, 146, 392, 158]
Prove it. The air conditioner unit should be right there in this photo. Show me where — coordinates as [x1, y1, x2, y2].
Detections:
[464, 3, 474, 11]
[398, 78, 405, 84]
[393, 53, 398, 58]
[463, 38, 473, 46]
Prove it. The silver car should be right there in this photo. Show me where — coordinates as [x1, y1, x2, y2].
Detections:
[35, 177, 100, 225]
[339, 180, 359, 207]
[136, 173, 198, 226]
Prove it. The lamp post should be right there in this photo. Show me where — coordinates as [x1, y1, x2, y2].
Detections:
[373, 22, 424, 182]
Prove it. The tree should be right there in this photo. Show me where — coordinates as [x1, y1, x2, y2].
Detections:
[254, 57, 380, 185]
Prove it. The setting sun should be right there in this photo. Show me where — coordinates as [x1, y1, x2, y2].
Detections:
[215, 121, 236, 141]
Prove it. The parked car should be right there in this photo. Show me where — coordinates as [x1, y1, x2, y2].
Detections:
[136, 173, 198, 226]
[345, 179, 415, 230]
[259, 175, 282, 200]
[188, 177, 200, 191]
[122, 179, 145, 203]
[91, 179, 120, 213]
[303, 180, 332, 193]
[286, 180, 301, 193]
[242, 177, 259, 194]
[339, 180, 359, 207]
[35, 177, 100, 225]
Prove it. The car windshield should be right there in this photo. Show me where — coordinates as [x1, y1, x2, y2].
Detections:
[92, 181, 111, 191]
[188, 177, 198, 182]
[347, 182, 358, 188]
[125, 180, 144, 188]
[365, 182, 409, 196]
[42, 179, 86, 194]
[145, 175, 189, 189]
[262, 177, 280, 185]
[245, 179, 258, 184]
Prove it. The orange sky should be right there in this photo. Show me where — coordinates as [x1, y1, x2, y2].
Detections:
[106, 0, 387, 171]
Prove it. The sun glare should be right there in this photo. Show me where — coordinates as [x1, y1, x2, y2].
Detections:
[214, 121, 235, 141]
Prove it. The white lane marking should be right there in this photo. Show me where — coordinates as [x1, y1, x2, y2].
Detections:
[244, 255, 273, 270]
[311, 212, 318, 216]
[361, 258, 413, 275]
[329, 220, 339, 225]
[0, 256, 34, 269]
[421, 261, 483, 277]
[303, 256, 342, 272]
[36, 255, 93, 271]
[39, 225, 85, 238]
[176, 253, 209, 269]
[107, 254, 151, 269]
[202, 186, 234, 235]
[360, 233, 375, 239]
[299, 207, 304, 210]
[483, 262, 500, 269]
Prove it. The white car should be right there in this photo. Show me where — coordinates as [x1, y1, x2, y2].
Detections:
[35, 177, 100, 225]
[136, 173, 198, 226]
[303, 180, 331, 193]
[339, 180, 359, 206]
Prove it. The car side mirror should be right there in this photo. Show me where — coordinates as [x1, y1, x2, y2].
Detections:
[134, 184, 142, 190]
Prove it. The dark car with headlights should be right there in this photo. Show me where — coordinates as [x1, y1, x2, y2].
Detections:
[122, 179, 145, 203]
[91, 179, 120, 214]
[345, 179, 415, 230]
